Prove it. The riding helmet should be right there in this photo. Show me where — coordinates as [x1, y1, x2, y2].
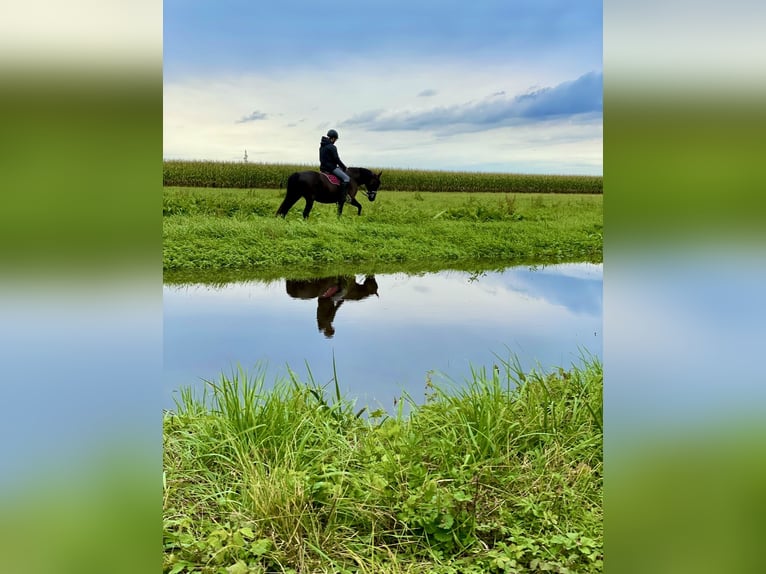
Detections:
[326, 129, 339, 139]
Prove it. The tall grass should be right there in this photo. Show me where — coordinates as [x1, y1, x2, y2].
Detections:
[163, 161, 602, 194]
[163, 190, 603, 272]
[163, 357, 603, 573]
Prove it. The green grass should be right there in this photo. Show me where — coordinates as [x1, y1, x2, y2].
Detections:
[163, 356, 603, 573]
[163, 161, 602, 194]
[163, 189, 602, 273]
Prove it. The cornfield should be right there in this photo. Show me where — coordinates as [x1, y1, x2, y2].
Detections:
[163, 160, 602, 194]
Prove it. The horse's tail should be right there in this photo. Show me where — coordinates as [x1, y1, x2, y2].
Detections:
[286, 172, 300, 189]
[276, 172, 302, 217]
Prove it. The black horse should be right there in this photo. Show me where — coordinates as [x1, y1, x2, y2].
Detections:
[276, 167, 382, 219]
[285, 275, 379, 338]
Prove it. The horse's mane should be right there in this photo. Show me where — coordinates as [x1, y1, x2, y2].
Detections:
[349, 167, 373, 181]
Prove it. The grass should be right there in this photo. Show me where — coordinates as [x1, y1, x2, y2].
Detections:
[163, 189, 602, 273]
[163, 356, 603, 573]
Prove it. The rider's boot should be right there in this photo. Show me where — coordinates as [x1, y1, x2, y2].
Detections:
[339, 180, 349, 204]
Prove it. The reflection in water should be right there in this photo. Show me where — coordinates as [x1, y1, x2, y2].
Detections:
[163, 263, 602, 412]
[286, 276, 379, 338]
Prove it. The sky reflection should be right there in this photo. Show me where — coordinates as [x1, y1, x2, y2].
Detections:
[163, 263, 602, 411]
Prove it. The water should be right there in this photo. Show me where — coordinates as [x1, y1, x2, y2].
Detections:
[163, 263, 602, 411]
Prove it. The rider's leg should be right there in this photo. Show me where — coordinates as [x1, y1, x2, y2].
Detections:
[333, 168, 351, 204]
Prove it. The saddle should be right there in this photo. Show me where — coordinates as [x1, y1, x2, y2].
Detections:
[319, 283, 347, 301]
[319, 172, 341, 186]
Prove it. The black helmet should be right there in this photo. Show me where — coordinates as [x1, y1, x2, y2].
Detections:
[326, 129, 339, 139]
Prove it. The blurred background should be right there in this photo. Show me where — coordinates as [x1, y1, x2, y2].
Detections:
[1, 1, 764, 572]
[1, 2, 161, 572]
[604, 1, 766, 572]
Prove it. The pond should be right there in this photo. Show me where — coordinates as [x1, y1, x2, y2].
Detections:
[163, 263, 602, 411]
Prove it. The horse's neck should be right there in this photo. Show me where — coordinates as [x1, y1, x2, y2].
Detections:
[350, 168, 369, 183]
[345, 282, 375, 300]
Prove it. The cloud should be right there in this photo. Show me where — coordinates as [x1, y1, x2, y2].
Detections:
[235, 110, 268, 124]
[514, 72, 602, 117]
[341, 71, 602, 132]
[163, 66, 603, 174]
[417, 89, 438, 97]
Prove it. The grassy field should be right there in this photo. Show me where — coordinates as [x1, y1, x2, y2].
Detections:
[163, 356, 603, 574]
[163, 166, 603, 572]
[163, 188, 602, 274]
[163, 161, 603, 194]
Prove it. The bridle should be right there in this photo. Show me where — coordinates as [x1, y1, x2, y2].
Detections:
[359, 179, 379, 200]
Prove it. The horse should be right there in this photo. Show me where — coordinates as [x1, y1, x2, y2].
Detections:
[276, 167, 382, 219]
[285, 275, 379, 338]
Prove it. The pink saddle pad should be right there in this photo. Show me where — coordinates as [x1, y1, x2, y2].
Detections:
[320, 172, 341, 186]
[320, 285, 340, 298]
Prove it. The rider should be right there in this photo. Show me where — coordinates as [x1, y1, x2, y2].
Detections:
[319, 129, 350, 204]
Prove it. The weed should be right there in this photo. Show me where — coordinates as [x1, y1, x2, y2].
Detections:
[164, 357, 603, 572]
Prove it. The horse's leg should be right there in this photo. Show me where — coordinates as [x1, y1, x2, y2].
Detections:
[277, 173, 306, 217]
[337, 196, 345, 217]
[302, 197, 315, 219]
[349, 196, 363, 215]
[276, 191, 301, 217]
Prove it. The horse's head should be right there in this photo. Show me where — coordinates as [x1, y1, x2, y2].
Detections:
[365, 171, 382, 201]
[363, 275, 379, 296]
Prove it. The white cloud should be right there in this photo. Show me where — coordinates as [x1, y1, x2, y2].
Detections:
[236, 111, 268, 124]
[343, 72, 602, 132]
[163, 61, 602, 174]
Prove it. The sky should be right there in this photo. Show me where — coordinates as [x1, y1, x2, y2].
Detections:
[163, 0, 602, 175]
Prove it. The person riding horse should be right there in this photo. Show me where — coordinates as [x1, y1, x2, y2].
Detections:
[319, 129, 350, 204]
[285, 275, 379, 338]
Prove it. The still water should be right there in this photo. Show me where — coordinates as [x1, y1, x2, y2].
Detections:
[163, 263, 602, 411]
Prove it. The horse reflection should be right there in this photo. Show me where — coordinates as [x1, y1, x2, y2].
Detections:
[285, 275, 379, 338]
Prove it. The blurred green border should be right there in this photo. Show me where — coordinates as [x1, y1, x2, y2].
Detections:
[1, 71, 161, 272]
[0, 68, 162, 574]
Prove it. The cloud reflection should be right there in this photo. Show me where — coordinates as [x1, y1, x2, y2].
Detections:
[163, 263, 602, 409]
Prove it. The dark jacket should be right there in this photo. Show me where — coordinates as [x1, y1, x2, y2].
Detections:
[319, 136, 347, 173]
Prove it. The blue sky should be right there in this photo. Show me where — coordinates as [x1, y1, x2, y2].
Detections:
[163, 0, 602, 174]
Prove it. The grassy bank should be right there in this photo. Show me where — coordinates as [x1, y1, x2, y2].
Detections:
[162, 259, 565, 286]
[163, 356, 603, 573]
[163, 161, 602, 194]
[163, 189, 602, 273]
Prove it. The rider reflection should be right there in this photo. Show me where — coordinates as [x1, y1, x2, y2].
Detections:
[285, 275, 379, 338]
